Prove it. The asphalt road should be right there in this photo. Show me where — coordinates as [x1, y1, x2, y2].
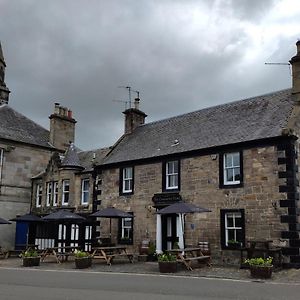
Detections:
[0, 268, 299, 300]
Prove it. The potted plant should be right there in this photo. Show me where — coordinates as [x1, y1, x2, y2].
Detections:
[245, 256, 273, 279]
[22, 249, 40, 267]
[147, 241, 157, 261]
[227, 239, 241, 249]
[74, 250, 92, 269]
[158, 252, 177, 273]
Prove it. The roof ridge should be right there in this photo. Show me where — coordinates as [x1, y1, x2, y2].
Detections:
[78, 146, 111, 154]
[143, 88, 291, 127]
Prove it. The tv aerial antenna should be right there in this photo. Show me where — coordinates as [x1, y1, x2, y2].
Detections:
[113, 86, 140, 109]
[264, 62, 291, 75]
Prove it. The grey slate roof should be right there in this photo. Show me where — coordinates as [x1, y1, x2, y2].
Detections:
[78, 147, 111, 171]
[0, 104, 53, 148]
[103, 89, 294, 165]
[61, 143, 83, 169]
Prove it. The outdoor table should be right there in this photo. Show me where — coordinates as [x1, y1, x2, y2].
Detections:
[40, 245, 80, 264]
[91, 246, 133, 265]
[167, 247, 211, 271]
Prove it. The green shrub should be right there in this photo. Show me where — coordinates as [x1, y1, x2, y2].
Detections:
[22, 250, 38, 258]
[158, 252, 177, 262]
[74, 250, 90, 258]
[244, 256, 273, 267]
[148, 242, 156, 255]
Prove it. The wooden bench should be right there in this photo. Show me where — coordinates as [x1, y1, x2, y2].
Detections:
[108, 253, 134, 263]
[180, 255, 211, 270]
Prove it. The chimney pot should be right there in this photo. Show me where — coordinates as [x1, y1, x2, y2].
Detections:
[134, 98, 140, 110]
[296, 40, 300, 54]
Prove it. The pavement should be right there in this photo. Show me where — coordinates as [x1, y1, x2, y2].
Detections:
[1, 256, 300, 284]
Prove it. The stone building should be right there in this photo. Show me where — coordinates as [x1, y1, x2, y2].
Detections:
[0, 42, 76, 249]
[95, 42, 300, 268]
[30, 143, 109, 250]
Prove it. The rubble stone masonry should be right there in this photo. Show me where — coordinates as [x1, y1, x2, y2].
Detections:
[100, 144, 288, 265]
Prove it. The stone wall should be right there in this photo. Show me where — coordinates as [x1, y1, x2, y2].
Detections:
[0, 141, 52, 249]
[100, 144, 287, 265]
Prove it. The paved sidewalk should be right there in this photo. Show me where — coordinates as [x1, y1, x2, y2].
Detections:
[1, 257, 300, 283]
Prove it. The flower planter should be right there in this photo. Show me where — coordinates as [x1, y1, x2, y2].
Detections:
[250, 265, 273, 279]
[75, 257, 92, 269]
[158, 261, 177, 273]
[23, 256, 40, 267]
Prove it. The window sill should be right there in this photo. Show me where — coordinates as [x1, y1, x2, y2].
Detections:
[119, 192, 134, 196]
[219, 182, 243, 189]
[222, 245, 243, 250]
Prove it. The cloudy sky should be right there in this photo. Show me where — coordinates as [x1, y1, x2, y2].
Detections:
[1, 0, 300, 150]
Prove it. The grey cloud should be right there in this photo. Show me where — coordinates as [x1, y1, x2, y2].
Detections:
[0, 0, 297, 150]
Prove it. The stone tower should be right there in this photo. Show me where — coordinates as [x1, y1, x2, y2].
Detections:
[0, 42, 10, 105]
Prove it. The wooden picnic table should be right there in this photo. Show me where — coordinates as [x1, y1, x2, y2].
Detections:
[40, 246, 80, 264]
[92, 246, 134, 265]
[167, 247, 211, 271]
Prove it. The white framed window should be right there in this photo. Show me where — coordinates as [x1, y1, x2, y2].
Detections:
[166, 161, 179, 190]
[62, 180, 70, 206]
[119, 216, 133, 244]
[223, 152, 241, 185]
[36, 184, 43, 207]
[122, 167, 133, 193]
[53, 181, 58, 206]
[122, 218, 132, 238]
[46, 182, 52, 207]
[81, 179, 90, 205]
[224, 211, 243, 247]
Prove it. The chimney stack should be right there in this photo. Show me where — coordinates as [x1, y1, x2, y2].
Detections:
[49, 103, 76, 151]
[290, 41, 300, 95]
[123, 97, 147, 134]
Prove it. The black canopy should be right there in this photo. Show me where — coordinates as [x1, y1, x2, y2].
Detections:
[0, 217, 11, 224]
[157, 202, 211, 215]
[42, 210, 86, 222]
[90, 207, 133, 240]
[90, 207, 133, 218]
[10, 213, 43, 222]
